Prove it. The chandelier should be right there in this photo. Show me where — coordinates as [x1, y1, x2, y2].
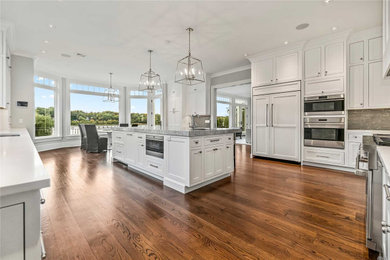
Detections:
[103, 72, 119, 102]
[175, 27, 205, 86]
[139, 50, 161, 91]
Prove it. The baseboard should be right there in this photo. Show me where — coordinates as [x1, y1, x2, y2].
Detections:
[302, 161, 355, 173]
[34, 139, 80, 152]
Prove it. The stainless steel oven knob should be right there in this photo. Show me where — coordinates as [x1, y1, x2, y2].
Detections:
[382, 226, 390, 234]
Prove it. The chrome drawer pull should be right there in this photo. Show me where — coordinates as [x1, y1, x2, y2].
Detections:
[150, 164, 158, 168]
[384, 184, 390, 201]
[210, 139, 220, 142]
[194, 141, 199, 144]
[138, 136, 142, 139]
[316, 155, 330, 158]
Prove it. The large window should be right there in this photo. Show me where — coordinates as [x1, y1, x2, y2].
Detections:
[34, 76, 57, 137]
[70, 83, 119, 135]
[129, 89, 163, 128]
[217, 102, 230, 128]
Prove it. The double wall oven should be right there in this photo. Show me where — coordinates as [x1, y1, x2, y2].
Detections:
[304, 94, 345, 149]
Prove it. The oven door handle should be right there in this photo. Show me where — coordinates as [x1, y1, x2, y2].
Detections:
[304, 123, 345, 129]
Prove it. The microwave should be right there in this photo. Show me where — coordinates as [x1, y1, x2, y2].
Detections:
[304, 94, 345, 116]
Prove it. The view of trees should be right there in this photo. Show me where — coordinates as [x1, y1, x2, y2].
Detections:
[70, 110, 119, 126]
[217, 116, 229, 128]
[35, 107, 55, 137]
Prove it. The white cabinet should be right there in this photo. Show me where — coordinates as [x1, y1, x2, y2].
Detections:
[304, 47, 321, 79]
[304, 147, 345, 166]
[125, 133, 137, 165]
[203, 145, 225, 180]
[304, 41, 345, 80]
[252, 58, 274, 86]
[165, 136, 188, 184]
[348, 65, 364, 108]
[368, 37, 382, 61]
[0, 204, 24, 260]
[190, 149, 203, 185]
[384, 0, 390, 78]
[214, 145, 224, 176]
[349, 41, 364, 64]
[136, 141, 145, 167]
[347, 142, 360, 168]
[305, 76, 344, 96]
[224, 144, 234, 173]
[251, 50, 300, 87]
[185, 84, 206, 116]
[368, 61, 390, 108]
[204, 147, 215, 180]
[252, 82, 301, 162]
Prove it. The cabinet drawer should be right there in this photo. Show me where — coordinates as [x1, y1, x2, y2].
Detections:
[112, 132, 125, 143]
[190, 138, 203, 148]
[113, 144, 124, 159]
[145, 159, 163, 176]
[204, 136, 223, 146]
[348, 133, 363, 142]
[304, 148, 345, 165]
[224, 134, 234, 144]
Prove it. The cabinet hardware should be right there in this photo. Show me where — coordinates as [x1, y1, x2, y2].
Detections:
[226, 146, 230, 149]
[360, 103, 363, 106]
[360, 57, 364, 61]
[141, 144, 144, 147]
[213, 148, 218, 151]
[228, 137, 231, 140]
[384, 184, 390, 201]
[382, 226, 390, 234]
[270, 104, 274, 127]
[325, 71, 328, 76]
[198, 151, 202, 154]
[275, 78, 278, 81]
[382, 221, 390, 227]
[317, 72, 321, 76]
[194, 141, 199, 144]
[270, 79, 273, 82]
[138, 136, 142, 139]
[210, 139, 220, 142]
[150, 164, 158, 168]
[316, 155, 330, 158]
[266, 104, 269, 127]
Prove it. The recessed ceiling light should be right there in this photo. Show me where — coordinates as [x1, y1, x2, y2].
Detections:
[41, 50, 46, 54]
[296, 23, 309, 30]
[43, 40, 49, 44]
[332, 26, 337, 31]
[284, 41, 289, 45]
[48, 24, 54, 29]
[61, 53, 71, 58]
[324, 0, 333, 4]
[244, 53, 248, 57]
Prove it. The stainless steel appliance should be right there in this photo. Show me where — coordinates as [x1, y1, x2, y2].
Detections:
[304, 117, 345, 149]
[146, 135, 164, 159]
[304, 94, 345, 116]
[190, 114, 211, 130]
[355, 135, 388, 253]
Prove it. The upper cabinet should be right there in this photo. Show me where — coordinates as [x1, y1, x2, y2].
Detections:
[383, 0, 390, 78]
[0, 29, 9, 109]
[304, 41, 345, 80]
[347, 28, 390, 109]
[250, 46, 302, 87]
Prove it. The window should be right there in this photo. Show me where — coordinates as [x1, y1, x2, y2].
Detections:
[129, 89, 163, 128]
[217, 102, 230, 128]
[69, 83, 119, 135]
[130, 97, 148, 127]
[34, 76, 58, 137]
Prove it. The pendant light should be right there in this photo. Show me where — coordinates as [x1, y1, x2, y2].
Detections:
[175, 27, 205, 86]
[139, 50, 161, 92]
[103, 72, 119, 102]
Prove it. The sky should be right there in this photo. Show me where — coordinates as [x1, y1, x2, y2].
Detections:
[217, 102, 230, 116]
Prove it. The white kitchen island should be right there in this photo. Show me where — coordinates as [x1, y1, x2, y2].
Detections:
[0, 128, 50, 260]
[111, 128, 240, 193]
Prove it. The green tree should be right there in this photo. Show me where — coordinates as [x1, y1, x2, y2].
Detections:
[35, 113, 54, 136]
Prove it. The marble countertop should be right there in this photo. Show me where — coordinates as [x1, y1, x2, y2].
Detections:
[348, 129, 390, 134]
[0, 128, 50, 197]
[111, 127, 241, 137]
[378, 146, 390, 175]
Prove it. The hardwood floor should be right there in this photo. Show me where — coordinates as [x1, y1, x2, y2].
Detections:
[39, 144, 374, 259]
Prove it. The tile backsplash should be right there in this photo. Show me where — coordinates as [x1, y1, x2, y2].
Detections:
[348, 109, 390, 130]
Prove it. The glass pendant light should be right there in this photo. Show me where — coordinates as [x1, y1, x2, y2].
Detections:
[139, 50, 161, 92]
[175, 27, 205, 86]
[103, 72, 119, 102]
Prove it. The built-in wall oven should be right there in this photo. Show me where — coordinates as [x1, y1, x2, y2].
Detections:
[304, 94, 345, 116]
[304, 117, 345, 149]
[146, 135, 164, 159]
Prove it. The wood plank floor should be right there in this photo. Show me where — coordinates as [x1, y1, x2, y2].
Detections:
[39, 144, 375, 259]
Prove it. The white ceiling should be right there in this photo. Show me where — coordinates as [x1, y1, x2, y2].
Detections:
[218, 84, 251, 98]
[1, 0, 382, 86]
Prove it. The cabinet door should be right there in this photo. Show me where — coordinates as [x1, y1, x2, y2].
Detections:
[275, 52, 299, 83]
[324, 42, 344, 77]
[305, 77, 344, 96]
[190, 149, 203, 185]
[368, 37, 382, 61]
[224, 144, 234, 173]
[204, 147, 215, 180]
[214, 145, 224, 176]
[136, 142, 145, 167]
[125, 133, 137, 165]
[368, 61, 390, 108]
[270, 91, 300, 161]
[304, 47, 321, 79]
[252, 95, 270, 156]
[349, 41, 364, 64]
[348, 65, 364, 108]
[252, 58, 274, 86]
[0, 204, 24, 260]
[166, 137, 188, 184]
[347, 142, 361, 167]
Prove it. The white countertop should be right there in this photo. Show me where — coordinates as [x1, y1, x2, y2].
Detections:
[378, 146, 390, 175]
[0, 128, 50, 197]
[348, 129, 390, 135]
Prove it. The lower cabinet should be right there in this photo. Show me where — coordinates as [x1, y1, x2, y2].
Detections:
[204, 145, 225, 181]
[0, 204, 24, 260]
[347, 142, 361, 167]
[304, 147, 345, 166]
[190, 149, 203, 185]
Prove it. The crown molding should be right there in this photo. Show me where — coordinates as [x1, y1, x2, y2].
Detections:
[210, 64, 251, 78]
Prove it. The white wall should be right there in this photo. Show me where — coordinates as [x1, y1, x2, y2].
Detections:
[10, 55, 34, 137]
[166, 82, 183, 128]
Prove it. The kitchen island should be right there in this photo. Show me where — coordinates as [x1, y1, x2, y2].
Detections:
[0, 128, 50, 259]
[111, 128, 240, 193]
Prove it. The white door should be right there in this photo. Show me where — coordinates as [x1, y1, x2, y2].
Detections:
[204, 147, 215, 180]
[324, 42, 344, 77]
[270, 91, 300, 161]
[252, 58, 274, 86]
[275, 52, 299, 83]
[125, 133, 137, 165]
[348, 65, 364, 108]
[224, 144, 234, 173]
[253, 95, 270, 156]
[349, 41, 364, 64]
[304, 47, 321, 79]
[347, 142, 361, 167]
[190, 149, 203, 185]
[368, 61, 390, 108]
[214, 145, 225, 176]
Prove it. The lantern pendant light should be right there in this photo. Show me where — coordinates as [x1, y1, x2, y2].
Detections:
[175, 27, 205, 86]
[139, 50, 161, 92]
[104, 72, 119, 102]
